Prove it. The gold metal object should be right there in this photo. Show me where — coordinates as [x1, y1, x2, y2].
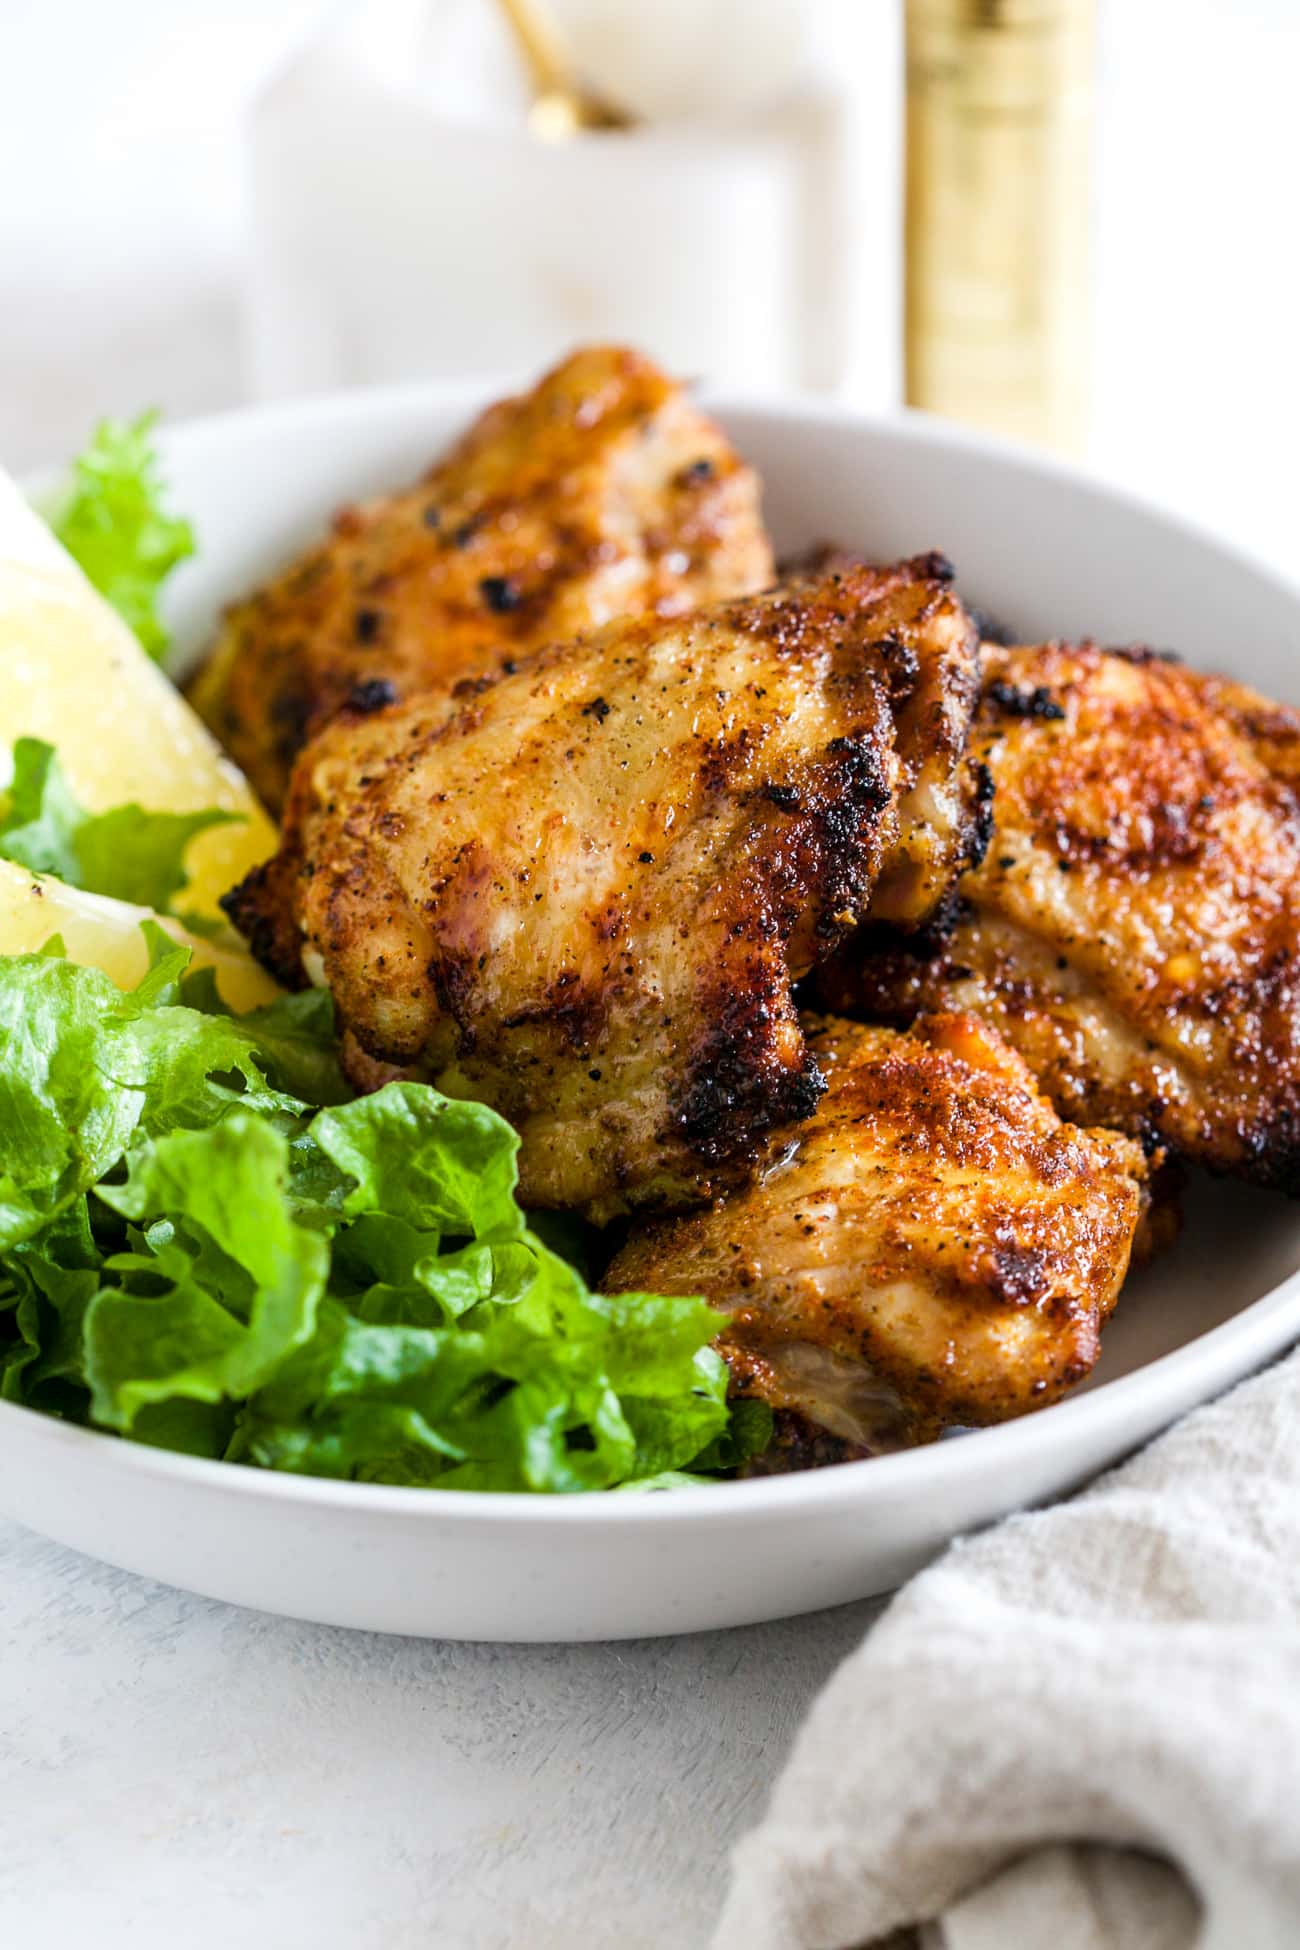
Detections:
[494, 0, 633, 139]
[905, 0, 1095, 454]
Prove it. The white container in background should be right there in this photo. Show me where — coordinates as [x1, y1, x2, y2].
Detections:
[244, 0, 901, 405]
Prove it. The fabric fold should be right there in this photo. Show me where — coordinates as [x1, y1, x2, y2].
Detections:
[713, 1350, 1300, 1950]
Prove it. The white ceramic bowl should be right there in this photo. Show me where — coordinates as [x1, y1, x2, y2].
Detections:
[3, 385, 1299, 1641]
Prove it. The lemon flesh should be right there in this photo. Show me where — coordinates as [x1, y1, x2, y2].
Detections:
[0, 466, 276, 925]
[0, 858, 280, 1010]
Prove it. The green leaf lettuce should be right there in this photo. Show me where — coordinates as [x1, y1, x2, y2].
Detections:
[0, 937, 755, 1491]
[45, 411, 195, 662]
[0, 737, 237, 917]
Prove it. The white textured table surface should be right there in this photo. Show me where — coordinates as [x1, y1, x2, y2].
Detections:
[0, 1523, 882, 1947]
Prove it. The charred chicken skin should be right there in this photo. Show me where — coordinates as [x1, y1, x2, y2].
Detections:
[821, 641, 1300, 1191]
[603, 1012, 1149, 1448]
[188, 345, 775, 811]
[225, 561, 983, 1220]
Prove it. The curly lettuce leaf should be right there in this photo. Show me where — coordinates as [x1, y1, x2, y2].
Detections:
[0, 943, 309, 1251]
[239, 1248, 729, 1494]
[46, 411, 194, 661]
[87, 1114, 329, 1429]
[0, 1202, 99, 1406]
[241, 1087, 731, 1490]
[312, 1083, 523, 1238]
[180, 968, 351, 1106]
[0, 936, 754, 1490]
[0, 737, 236, 916]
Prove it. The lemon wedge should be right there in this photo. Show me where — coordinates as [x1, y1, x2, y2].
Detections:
[0, 858, 280, 1010]
[0, 464, 277, 926]
[0, 462, 281, 1006]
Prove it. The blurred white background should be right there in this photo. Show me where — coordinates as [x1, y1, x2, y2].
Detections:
[2, 0, 1297, 563]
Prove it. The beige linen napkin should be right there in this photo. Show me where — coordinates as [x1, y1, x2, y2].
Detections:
[713, 1348, 1300, 1950]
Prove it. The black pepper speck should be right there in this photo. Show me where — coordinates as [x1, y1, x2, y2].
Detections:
[346, 677, 398, 714]
[480, 576, 520, 614]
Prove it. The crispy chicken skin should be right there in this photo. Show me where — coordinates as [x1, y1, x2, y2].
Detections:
[820, 642, 1300, 1191]
[225, 561, 982, 1220]
[828, 550, 988, 926]
[603, 1012, 1149, 1449]
[188, 345, 775, 811]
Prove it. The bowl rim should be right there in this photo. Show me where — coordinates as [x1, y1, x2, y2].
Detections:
[141, 373, 1300, 607]
[11, 379, 1300, 1528]
[6, 1262, 1299, 1525]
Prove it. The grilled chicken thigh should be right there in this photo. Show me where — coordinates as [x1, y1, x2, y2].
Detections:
[188, 346, 774, 810]
[603, 1012, 1149, 1448]
[821, 641, 1300, 1190]
[226, 561, 983, 1219]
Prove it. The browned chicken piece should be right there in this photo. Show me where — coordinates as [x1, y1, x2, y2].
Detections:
[188, 345, 775, 811]
[603, 1012, 1148, 1451]
[225, 560, 983, 1220]
[820, 641, 1300, 1191]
